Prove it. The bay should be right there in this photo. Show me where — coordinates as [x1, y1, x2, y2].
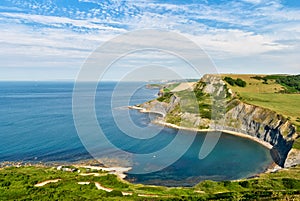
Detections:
[0, 81, 273, 186]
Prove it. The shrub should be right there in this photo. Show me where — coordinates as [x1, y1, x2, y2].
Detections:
[235, 78, 246, 87]
[107, 190, 123, 197]
[224, 77, 236, 86]
[224, 77, 246, 87]
[282, 178, 300, 189]
[157, 92, 173, 102]
[239, 180, 250, 188]
[1, 181, 11, 187]
[223, 180, 231, 187]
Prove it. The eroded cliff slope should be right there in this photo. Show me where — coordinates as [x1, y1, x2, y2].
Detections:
[137, 74, 299, 167]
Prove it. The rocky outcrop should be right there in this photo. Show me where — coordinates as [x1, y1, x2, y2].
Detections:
[224, 100, 295, 167]
[139, 94, 181, 117]
[137, 74, 299, 167]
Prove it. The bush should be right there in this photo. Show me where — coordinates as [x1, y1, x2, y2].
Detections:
[251, 76, 264, 80]
[252, 74, 300, 93]
[224, 77, 236, 86]
[166, 114, 181, 125]
[282, 178, 300, 189]
[107, 190, 123, 197]
[235, 78, 246, 87]
[224, 77, 246, 87]
[1, 181, 11, 187]
[239, 180, 250, 188]
[97, 174, 129, 188]
[157, 92, 173, 102]
[276, 75, 300, 93]
[200, 110, 211, 119]
[223, 180, 231, 187]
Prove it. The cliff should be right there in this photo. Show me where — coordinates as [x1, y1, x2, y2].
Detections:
[223, 100, 295, 167]
[136, 74, 299, 168]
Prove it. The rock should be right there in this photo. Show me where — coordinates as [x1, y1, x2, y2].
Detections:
[136, 74, 299, 167]
[284, 149, 300, 167]
[224, 100, 295, 167]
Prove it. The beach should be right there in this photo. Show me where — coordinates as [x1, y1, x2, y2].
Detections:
[129, 106, 273, 150]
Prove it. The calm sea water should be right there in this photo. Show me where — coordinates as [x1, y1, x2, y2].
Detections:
[0, 82, 273, 186]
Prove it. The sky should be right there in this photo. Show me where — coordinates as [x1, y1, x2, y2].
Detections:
[0, 0, 299, 81]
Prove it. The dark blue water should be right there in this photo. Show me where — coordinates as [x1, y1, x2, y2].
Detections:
[0, 82, 273, 186]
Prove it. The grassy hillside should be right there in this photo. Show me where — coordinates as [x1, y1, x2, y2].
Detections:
[1, 165, 300, 200]
[221, 74, 300, 121]
[222, 74, 300, 148]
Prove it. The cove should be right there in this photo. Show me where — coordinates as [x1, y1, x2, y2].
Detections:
[0, 82, 274, 187]
[124, 110, 273, 186]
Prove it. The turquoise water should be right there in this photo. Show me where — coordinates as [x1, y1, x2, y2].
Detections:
[0, 82, 273, 186]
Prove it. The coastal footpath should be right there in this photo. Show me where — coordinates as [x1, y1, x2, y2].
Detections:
[134, 74, 300, 168]
[1, 163, 300, 200]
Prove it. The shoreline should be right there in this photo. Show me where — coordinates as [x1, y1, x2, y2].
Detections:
[153, 119, 273, 150]
[129, 105, 273, 150]
[0, 159, 131, 181]
[74, 165, 131, 180]
[0, 105, 277, 184]
[128, 105, 165, 117]
[129, 105, 279, 174]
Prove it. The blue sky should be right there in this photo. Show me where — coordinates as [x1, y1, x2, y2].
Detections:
[0, 0, 299, 80]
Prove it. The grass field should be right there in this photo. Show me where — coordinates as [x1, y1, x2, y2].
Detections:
[1, 165, 300, 200]
[222, 75, 300, 127]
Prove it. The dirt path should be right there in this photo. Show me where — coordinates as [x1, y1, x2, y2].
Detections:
[77, 181, 90, 185]
[138, 194, 159, 197]
[78, 165, 131, 179]
[34, 179, 61, 187]
[94, 182, 134, 196]
[94, 182, 113, 192]
[80, 173, 101, 176]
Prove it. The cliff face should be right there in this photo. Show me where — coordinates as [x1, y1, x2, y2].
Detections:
[224, 100, 295, 167]
[138, 75, 298, 167]
[139, 94, 180, 117]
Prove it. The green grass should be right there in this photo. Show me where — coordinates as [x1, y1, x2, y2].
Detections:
[222, 74, 300, 131]
[158, 74, 299, 149]
[164, 83, 180, 91]
[2, 165, 300, 200]
[221, 74, 300, 150]
[165, 105, 181, 125]
[157, 91, 173, 102]
[238, 92, 300, 122]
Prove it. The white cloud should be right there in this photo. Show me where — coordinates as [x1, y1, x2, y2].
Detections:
[0, 0, 299, 80]
[0, 12, 127, 32]
[183, 29, 288, 59]
[241, 0, 262, 4]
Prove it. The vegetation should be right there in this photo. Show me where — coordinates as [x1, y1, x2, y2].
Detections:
[1, 165, 300, 200]
[224, 77, 247, 87]
[157, 91, 173, 102]
[163, 83, 181, 92]
[165, 105, 181, 125]
[222, 74, 300, 149]
[251, 74, 300, 93]
[156, 74, 300, 148]
[277, 75, 300, 92]
[222, 75, 299, 118]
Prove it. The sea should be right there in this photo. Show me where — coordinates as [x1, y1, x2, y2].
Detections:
[0, 81, 273, 186]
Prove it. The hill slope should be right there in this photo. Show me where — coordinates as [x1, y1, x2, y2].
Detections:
[1, 163, 300, 200]
[136, 74, 300, 167]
